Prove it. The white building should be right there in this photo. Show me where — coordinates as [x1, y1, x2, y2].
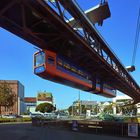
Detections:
[113, 95, 140, 115]
[24, 92, 54, 114]
[24, 97, 37, 114]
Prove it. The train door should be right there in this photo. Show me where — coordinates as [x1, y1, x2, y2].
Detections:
[46, 50, 56, 74]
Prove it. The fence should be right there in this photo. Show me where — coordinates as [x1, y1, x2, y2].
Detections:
[32, 118, 140, 137]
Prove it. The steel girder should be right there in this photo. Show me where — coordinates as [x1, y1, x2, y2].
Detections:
[0, 0, 140, 103]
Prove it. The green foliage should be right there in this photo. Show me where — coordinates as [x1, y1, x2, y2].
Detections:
[0, 81, 17, 114]
[92, 105, 100, 114]
[68, 106, 72, 115]
[68, 105, 79, 115]
[98, 112, 115, 121]
[68, 105, 86, 115]
[35, 103, 54, 113]
[22, 117, 32, 122]
[0, 117, 31, 123]
[81, 105, 86, 114]
[103, 104, 113, 114]
[116, 100, 137, 115]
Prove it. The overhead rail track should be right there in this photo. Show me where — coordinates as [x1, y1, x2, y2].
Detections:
[0, 0, 140, 103]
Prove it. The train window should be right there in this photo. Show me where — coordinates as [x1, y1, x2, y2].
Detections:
[71, 67, 77, 73]
[35, 51, 45, 67]
[57, 59, 63, 66]
[78, 70, 84, 76]
[48, 56, 54, 65]
[77, 70, 81, 75]
[64, 63, 70, 70]
[66, 64, 70, 70]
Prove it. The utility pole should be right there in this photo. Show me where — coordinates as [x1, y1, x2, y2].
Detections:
[72, 102, 74, 116]
[89, 93, 92, 114]
[78, 90, 81, 115]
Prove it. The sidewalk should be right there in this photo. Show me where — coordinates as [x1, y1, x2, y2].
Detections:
[45, 127, 139, 140]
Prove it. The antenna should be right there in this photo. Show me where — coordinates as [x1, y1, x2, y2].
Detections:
[127, 6, 140, 72]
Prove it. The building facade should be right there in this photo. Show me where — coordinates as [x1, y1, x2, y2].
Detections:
[0, 80, 25, 115]
[113, 95, 140, 115]
[24, 97, 36, 114]
[24, 92, 54, 114]
[72, 100, 97, 115]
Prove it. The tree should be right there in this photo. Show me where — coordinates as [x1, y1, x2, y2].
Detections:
[0, 81, 16, 114]
[92, 104, 100, 114]
[68, 104, 86, 116]
[68, 106, 74, 115]
[35, 103, 55, 113]
[103, 103, 113, 114]
[68, 105, 78, 116]
[120, 102, 137, 116]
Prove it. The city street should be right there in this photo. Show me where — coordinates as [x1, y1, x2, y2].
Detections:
[0, 123, 138, 140]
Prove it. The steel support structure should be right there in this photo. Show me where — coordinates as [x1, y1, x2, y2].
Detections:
[0, 0, 140, 103]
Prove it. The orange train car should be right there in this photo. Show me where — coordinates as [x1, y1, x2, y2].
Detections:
[34, 50, 116, 98]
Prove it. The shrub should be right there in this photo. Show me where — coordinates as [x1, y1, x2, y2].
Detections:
[0, 117, 31, 123]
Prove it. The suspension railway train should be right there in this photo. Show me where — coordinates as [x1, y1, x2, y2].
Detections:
[34, 50, 116, 98]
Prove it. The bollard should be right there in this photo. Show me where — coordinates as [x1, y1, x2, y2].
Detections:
[72, 120, 78, 131]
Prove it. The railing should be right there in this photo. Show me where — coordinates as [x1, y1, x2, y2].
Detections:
[32, 118, 140, 137]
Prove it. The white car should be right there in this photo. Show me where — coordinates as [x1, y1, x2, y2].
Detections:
[43, 113, 57, 119]
[2, 115, 16, 118]
[30, 113, 43, 118]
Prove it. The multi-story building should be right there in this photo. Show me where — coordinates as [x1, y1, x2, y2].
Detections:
[113, 95, 140, 115]
[72, 100, 97, 115]
[0, 80, 25, 115]
[24, 97, 36, 114]
[24, 92, 54, 114]
[73, 100, 97, 109]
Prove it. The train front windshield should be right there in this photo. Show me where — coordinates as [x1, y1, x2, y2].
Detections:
[34, 51, 45, 74]
[35, 51, 45, 67]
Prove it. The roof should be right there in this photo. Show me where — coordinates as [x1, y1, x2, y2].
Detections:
[0, 80, 18, 84]
[74, 100, 97, 105]
[0, 80, 24, 87]
[24, 97, 36, 103]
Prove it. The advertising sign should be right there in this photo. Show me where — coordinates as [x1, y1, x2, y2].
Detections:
[128, 123, 138, 137]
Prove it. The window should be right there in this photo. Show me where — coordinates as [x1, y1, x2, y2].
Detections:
[78, 70, 84, 77]
[71, 66, 77, 73]
[57, 59, 63, 66]
[35, 52, 45, 67]
[64, 63, 70, 70]
[48, 56, 54, 65]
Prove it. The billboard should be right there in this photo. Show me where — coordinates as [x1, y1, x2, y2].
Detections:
[128, 123, 138, 137]
[37, 92, 52, 101]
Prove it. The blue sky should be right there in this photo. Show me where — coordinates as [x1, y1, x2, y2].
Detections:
[0, 0, 140, 109]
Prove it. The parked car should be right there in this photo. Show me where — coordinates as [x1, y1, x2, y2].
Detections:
[57, 113, 68, 120]
[2, 114, 23, 118]
[2, 115, 16, 118]
[15, 115, 23, 118]
[43, 113, 57, 119]
[30, 113, 43, 118]
[90, 113, 99, 117]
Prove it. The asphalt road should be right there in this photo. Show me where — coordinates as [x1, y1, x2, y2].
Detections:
[0, 123, 138, 140]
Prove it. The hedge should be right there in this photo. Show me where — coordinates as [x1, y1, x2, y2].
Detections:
[0, 117, 32, 123]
